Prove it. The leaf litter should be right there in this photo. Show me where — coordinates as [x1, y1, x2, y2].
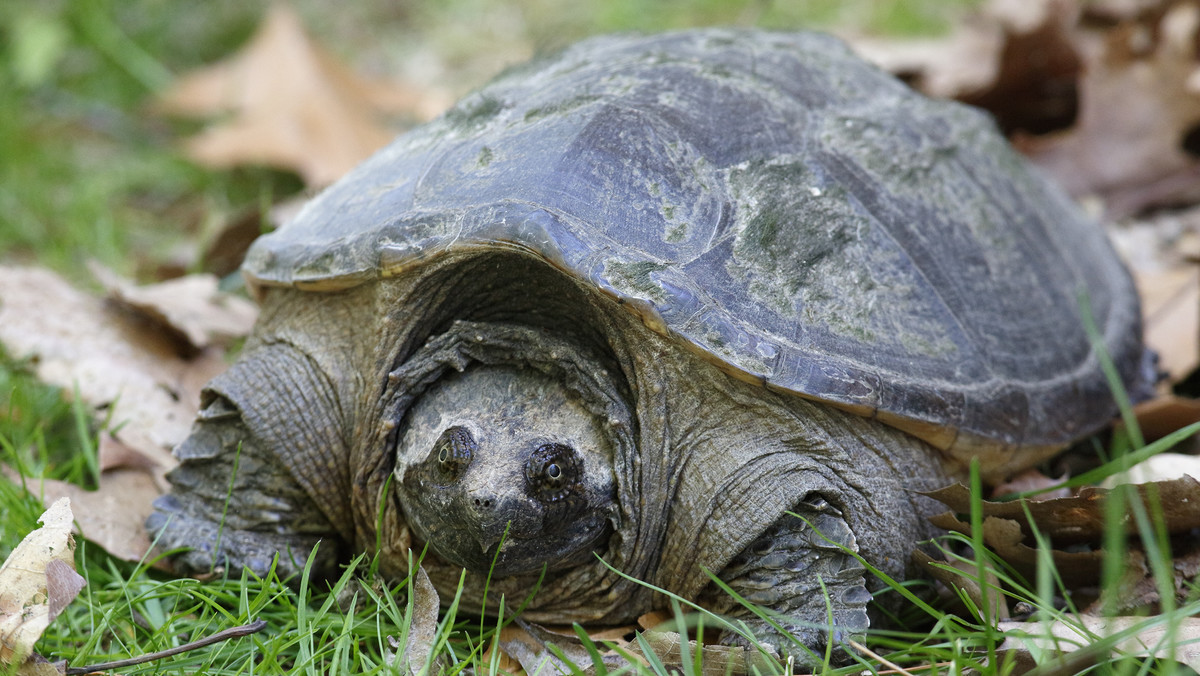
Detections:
[0, 266, 254, 563]
[155, 4, 447, 187]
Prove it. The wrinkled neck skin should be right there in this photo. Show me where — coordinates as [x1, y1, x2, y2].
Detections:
[252, 251, 953, 625]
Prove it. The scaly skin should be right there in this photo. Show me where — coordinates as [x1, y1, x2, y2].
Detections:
[148, 252, 953, 663]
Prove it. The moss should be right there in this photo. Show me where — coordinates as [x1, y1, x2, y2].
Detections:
[523, 94, 601, 123]
[477, 146, 494, 168]
[604, 259, 670, 303]
[445, 95, 505, 132]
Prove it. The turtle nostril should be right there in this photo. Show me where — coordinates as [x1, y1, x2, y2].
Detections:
[473, 497, 493, 508]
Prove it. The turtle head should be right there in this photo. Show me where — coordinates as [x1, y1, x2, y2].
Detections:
[395, 362, 616, 577]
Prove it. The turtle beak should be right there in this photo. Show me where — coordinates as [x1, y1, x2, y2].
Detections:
[400, 434, 537, 572]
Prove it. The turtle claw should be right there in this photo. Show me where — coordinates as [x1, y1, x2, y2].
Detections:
[709, 495, 872, 667]
[147, 493, 335, 580]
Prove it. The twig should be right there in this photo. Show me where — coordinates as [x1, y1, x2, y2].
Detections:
[65, 619, 267, 674]
[848, 639, 918, 676]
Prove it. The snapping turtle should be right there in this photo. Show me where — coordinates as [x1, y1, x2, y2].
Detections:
[148, 29, 1152, 661]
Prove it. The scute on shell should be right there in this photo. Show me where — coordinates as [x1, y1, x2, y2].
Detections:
[242, 28, 1150, 473]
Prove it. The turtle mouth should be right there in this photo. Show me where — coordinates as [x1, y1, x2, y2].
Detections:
[410, 509, 613, 578]
[398, 423, 613, 578]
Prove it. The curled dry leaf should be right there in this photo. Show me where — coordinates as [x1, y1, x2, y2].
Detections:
[95, 266, 257, 354]
[1130, 395, 1200, 443]
[32, 470, 161, 565]
[924, 475, 1200, 544]
[495, 620, 634, 676]
[624, 622, 778, 676]
[1022, 1, 1200, 216]
[926, 513, 1106, 587]
[399, 565, 441, 676]
[913, 548, 1011, 620]
[0, 498, 84, 667]
[156, 4, 443, 187]
[1088, 543, 1200, 613]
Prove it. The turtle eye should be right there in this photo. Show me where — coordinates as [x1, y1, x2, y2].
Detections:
[524, 443, 581, 502]
[431, 426, 475, 484]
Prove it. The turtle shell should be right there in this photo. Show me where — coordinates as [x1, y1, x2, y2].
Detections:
[243, 29, 1150, 467]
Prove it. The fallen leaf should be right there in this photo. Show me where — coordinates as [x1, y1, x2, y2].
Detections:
[16, 654, 66, 676]
[0, 266, 251, 564]
[0, 267, 240, 477]
[1018, 1, 1200, 216]
[851, 0, 1081, 134]
[1099, 452, 1200, 486]
[1133, 267, 1200, 384]
[955, 0, 1083, 137]
[856, 0, 1200, 216]
[95, 266, 258, 355]
[625, 623, 778, 676]
[97, 433, 159, 475]
[926, 513, 1106, 587]
[32, 470, 161, 564]
[914, 548, 1012, 620]
[400, 565, 442, 676]
[156, 5, 441, 186]
[1088, 544, 1200, 613]
[202, 195, 310, 278]
[0, 498, 84, 667]
[1000, 615, 1200, 671]
[1130, 396, 1200, 443]
[925, 476, 1200, 544]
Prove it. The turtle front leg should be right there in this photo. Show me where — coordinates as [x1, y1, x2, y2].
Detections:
[706, 496, 870, 666]
[145, 390, 341, 580]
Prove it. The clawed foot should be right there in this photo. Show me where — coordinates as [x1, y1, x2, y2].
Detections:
[710, 496, 871, 667]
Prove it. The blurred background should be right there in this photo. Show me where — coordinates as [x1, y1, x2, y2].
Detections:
[0, 0, 978, 281]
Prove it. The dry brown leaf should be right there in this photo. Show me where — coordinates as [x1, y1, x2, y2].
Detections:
[1131, 396, 1200, 443]
[1019, 2, 1200, 216]
[97, 433, 160, 475]
[851, 0, 1080, 130]
[926, 513, 1106, 587]
[0, 267, 252, 563]
[1134, 267, 1200, 384]
[857, 0, 1200, 216]
[156, 5, 441, 186]
[1000, 615, 1200, 670]
[96, 267, 257, 354]
[0, 499, 84, 668]
[496, 623, 598, 676]
[0, 267, 236, 476]
[16, 654, 66, 676]
[925, 476, 1200, 544]
[955, 0, 1082, 137]
[400, 565, 441, 676]
[625, 625, 778, 676]
[914, 548, 1012, 620]
[1087, 544, 1200, 613]
[32, 470, 160, 564]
